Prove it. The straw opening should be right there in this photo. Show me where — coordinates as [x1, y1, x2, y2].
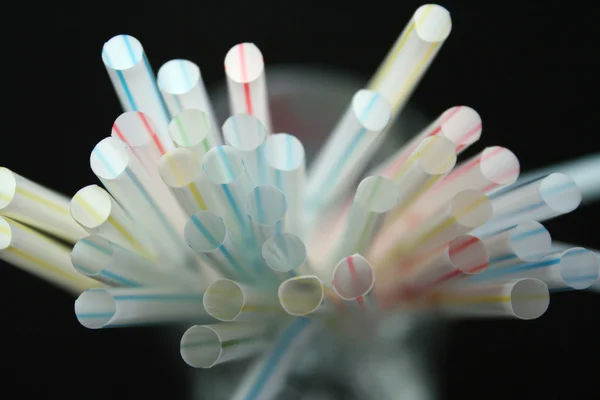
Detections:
[203, 279, 244, 321]
[112, 111, 161, 148]
[262, 233, 307, 272]
[414, 4, 452, 43]
[157, 59, 200, 95]
[510, 279, 549, 320]
[184, 211, 227, 253]
[332, 254, 375, 300]
[75, 289, 117, 329]
[540, 173, 582, 213]
[278, 276, 324, 316]
[448, 235, 488, 274]
[440, 106, 482, 146]
[159, 148, 202, 188]
[70, 185, 112, 229]
[180, 325, 222, 368]
[417, 136, 457, 175]
[0, 167, 16, 210]
[355, 176, 397, 213]
[223, 114, 267, 152]
[480, 147, 519, 185]
[102, 34, 143, 70]
[202, 146, 244, 184]
[168, 109, 211, 148]
[224, 43, 264, 83]
[265, 134, 305, 171]
[246, 185, 287, 226]
[451, 190, 492, 228]
[71, 236, 114, 276]
[510, 221, 551, 261]
[559, 248, 600, 290]
[352, 90, 391, 132]
[90, 138, 131, 180]
[0, 217, 12, 250]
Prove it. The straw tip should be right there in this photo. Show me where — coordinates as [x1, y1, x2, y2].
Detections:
[414, 4, 452, 43]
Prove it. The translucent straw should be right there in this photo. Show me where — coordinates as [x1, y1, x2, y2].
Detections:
[200, 146, 254, 241]
[231, 317, 315, 400]
[331, 254, 375, 310]
[468, 247, 600, 291]
[180, 323, 267, 368]
[428, 278, 549, 320]
[168, 109, 214, 159]
[479, 221, 552, 269]
[224, 43, 272, 133]
[551, 242, 600, 292]
[90, 137, 199, 271]
[158, 148, 211, 217]
[203, 279, 283, 322]
[71, 235, 186, 288]
[264, 133, 306, 238]
[372, 189, 492, 270]
[0, 216, 101, 294]
[157, 59, 221, 145]
[471, 173, 582, 237]
[0, 167, 87, 243]
[262, 233, 313, 276]
[223, 114, 269, 186]
[102, 34, 172, 144]
[75, 287, 211, 329]
[278, 275, 326, 316]
[373, 106, 481, 178]
[184, 211, 249, 281]
[70, 184, 154, 257]
[367, 4, 452, 115]
[246, 185, 287, 247]
[306, 90, 391, 219]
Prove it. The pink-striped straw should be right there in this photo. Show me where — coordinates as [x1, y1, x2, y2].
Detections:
[331, 254, 375, 311]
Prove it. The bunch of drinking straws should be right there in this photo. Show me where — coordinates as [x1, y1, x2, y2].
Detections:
[1, 4, 599, 400]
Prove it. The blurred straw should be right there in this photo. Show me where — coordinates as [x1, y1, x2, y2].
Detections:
[262, 233, 314, 277]
[223, 114, 269, 186]
[245, 185, 287, 247]
[332, 254, 376, 311]
[278, 275, 327, 317]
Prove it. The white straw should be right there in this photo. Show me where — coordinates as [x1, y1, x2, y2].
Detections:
[278, 275, 325, 316]
[168, 109, 215, 159]
[224, 43, 272, 132]
[157, 59, 221, 145]
[246, 185, 287, 247]
[0, 167, 87, 243]
[331, 254, 375, 310]
[262, 233, 313, 276]
[102, 34, 172, 144]
[223, 114, 269, 186]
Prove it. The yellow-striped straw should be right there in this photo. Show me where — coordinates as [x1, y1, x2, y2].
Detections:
[0, 216, 102, 294]
[367, 4, 452, 116]
[70, 184, 155, 259]
[0, 167, 87, 243]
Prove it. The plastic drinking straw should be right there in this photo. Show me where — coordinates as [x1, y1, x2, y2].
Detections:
[102, 34, 172, 144]
[427, 278, 549, 320]
[467, 247, 600, 291]
[513, 152, 600, 204]
[551, 241, 600, 292]
[367, 4, 452, 115]
[200, 145, 254, 241]
[372, 106, 481, 179]
[412, 146, 519, 216]
[157, 148, 211, 217]
[180, 323, 267, 368]
[223, 114, 269, 186]
[71, 235, 194, 289]
[479, 221, 552, 269]
[305, 90, 392, 221]
[203, 279, 284, 322]
[384, 136, 456, 224]
[333, 176, 398, 268]
[75, 287, 211, 329]
[246, 185, 287, 247]
[471, 173, 582, 237]
[70, 184, 154, 257]
[331, 254, 376, 311]
[184, 211, 250, 281]
[90, 137, 200, 272]
[0, 216, 101, 294]
[264, 133, 306, 238]
[168, 109, 214, 159]
[262, 233, 314, 277]
[278, 275, 328, 317]
[157, 59, 221, 145]
[224, 43, 272, 133]
[231, 317, 316, 400]
[0, 167, 87, 243]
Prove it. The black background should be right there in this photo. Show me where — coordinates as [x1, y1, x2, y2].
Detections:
[2, 1, 599, 399]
